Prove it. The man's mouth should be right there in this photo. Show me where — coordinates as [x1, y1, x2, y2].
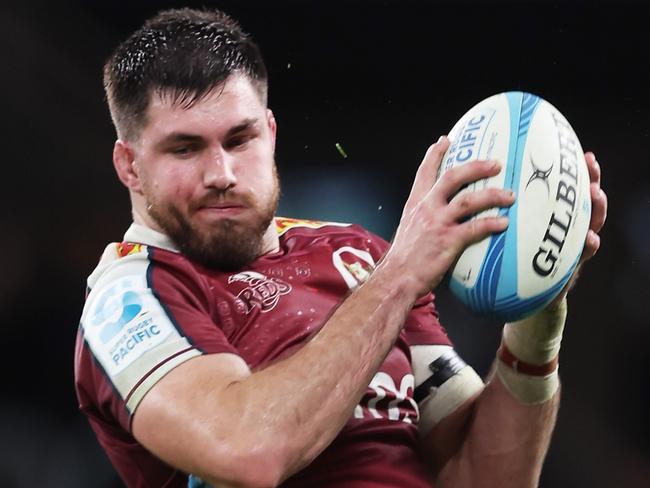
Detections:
[195, 203, 247, 218]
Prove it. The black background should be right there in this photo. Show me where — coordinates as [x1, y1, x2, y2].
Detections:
[0, 1, 648, 486]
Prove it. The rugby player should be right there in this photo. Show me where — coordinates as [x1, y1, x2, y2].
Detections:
[74, 7, 608, 488]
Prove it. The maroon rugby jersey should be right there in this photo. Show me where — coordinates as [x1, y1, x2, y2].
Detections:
[75, 217, 452, 487]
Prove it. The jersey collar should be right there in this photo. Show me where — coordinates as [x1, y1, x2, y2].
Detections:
[124, 223, 180, 253]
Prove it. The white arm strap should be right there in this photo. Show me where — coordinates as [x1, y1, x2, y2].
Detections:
[411, 345, 484, 436]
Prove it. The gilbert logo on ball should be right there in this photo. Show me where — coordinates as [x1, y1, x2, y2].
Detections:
[440, 92, 591, 321]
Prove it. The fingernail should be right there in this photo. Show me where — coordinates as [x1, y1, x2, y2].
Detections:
[492, 160, 501, 170]
[497, 216, 509, 226]
[437, 135, 445, 143]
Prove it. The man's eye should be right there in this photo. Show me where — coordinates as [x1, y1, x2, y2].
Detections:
[171, 146, 195, 156]
[226, 134, 253, 149]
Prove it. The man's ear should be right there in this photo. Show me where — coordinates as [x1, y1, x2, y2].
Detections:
[113, 140, 143, 194]
[266, 109, 277, 153]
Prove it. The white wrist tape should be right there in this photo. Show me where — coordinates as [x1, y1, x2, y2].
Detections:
[496, 361, 560, 405]
[497, 298, 567, 404]
[503, 297, 567, 366]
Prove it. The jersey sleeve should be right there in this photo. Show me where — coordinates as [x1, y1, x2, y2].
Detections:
[76, 246, 239, 432]
[355, 225, 453, 347]
[403, 292, 452, 347]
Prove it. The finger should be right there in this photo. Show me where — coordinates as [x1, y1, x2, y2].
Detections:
[590, 183, 608, 233]
[580, 229, 601, 263]
[448, 188, 515, 222]
[434, 159, 503, 202]
[456, 215, 509, 246]
[405, 136, 450, 209]
[584, 151, 601, 185]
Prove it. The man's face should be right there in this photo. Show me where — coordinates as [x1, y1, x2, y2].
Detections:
[131, 75, 279, 270]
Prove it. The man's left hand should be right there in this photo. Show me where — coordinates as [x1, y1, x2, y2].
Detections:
[552, 151, 608, 303]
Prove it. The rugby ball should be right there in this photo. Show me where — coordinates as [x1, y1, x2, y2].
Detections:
[440, 92, 591, 321]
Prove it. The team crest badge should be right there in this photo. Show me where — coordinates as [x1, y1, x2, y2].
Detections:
[228, 271, 291, 314]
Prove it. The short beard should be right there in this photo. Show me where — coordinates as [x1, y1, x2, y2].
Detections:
[147, 172, 280, 271]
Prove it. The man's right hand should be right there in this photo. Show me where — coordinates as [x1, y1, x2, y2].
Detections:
[380, 136, 516, 297]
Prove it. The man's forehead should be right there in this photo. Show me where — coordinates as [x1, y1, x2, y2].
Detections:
[148, 75, 261, 113]
[147, 87, 226, 120]
[143, 77, 264, 135]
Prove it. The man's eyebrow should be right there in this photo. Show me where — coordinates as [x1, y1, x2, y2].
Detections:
[157, 118, 260, 145]
[158, 133, 204, 145]
[226, 118, 259, 136]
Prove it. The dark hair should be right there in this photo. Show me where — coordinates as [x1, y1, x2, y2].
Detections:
[103, 8, 268, 141]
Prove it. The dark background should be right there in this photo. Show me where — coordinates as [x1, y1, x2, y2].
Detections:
[1, 0, 648, 486]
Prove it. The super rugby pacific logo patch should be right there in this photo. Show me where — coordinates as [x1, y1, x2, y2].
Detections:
[83, 275, 178, 376]
[228, 271, 292, 314]
[89, 280, 143, 344]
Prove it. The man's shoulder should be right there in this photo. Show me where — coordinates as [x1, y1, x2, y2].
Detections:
[86, 223, 198, 291]
[86, 239, 193, 295]
[274, 217, 391, 264]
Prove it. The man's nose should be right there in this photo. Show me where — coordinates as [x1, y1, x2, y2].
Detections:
[202, 150, 237, 190]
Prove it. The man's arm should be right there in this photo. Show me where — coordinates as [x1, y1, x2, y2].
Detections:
[133, 266, 415, 488]
[421, 151, 607, 487]
[438, 377, 560, 488]
[422, 315, 562, 488]
[132, 138, 515, 488]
